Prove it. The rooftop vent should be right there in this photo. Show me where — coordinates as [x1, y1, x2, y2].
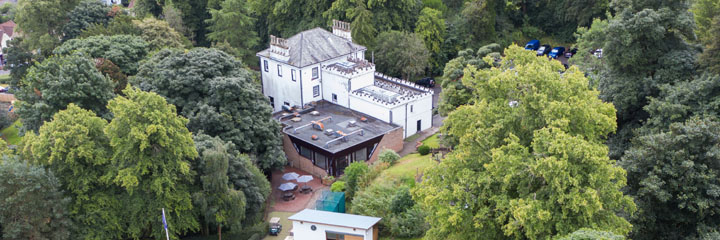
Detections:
[311, 121, 324, 131]
[291, 117, 302, 122]
[325, 129, 334, 136]
[311, 135, 319, 140]
[310, 111, 320, 116]
[348, 120, 357, 127]
[359, 117, 367, 122]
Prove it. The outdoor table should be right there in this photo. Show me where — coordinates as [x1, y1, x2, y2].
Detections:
[282, 191, 295, 201]
[300, 185, 312, 194]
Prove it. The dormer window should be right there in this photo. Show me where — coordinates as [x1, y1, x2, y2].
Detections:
[312, 67, 319, 79]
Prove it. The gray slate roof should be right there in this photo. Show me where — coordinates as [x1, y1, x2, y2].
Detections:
[257, 28, 367, 68]
[289, 209, 381, 230]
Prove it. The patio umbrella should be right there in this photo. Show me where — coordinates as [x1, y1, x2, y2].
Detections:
[278, 182, 297, 191]
[296, 175, 313, 185]
[282, 172, 300, 181]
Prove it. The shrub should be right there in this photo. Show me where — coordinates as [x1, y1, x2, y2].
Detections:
[331, 181, 346, 192]
[389, 206, 428, 238]
[357, 161, 390, 190]
[379, 149, 401, 165]
[390, 188, 414, 214]
[351, 182, 396, 235]
[417, 145, 430, 155]
[344, 162, 370, 199]
[0, 110, 15, 130]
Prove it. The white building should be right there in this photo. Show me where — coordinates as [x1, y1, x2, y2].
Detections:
[257, 20, 433, 138]
[287, 209, 381, 240]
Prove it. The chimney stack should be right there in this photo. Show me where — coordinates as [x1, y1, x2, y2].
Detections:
[332, 19, 352, 42]
[269, 35, 290, 62]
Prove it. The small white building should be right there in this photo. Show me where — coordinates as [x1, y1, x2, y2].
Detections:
[288, 209, 381, 240]
[257, 20, 433, 138]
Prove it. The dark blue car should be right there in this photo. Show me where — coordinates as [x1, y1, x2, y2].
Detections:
[524, 40, 540, 50]
[549, 47, 565, 59]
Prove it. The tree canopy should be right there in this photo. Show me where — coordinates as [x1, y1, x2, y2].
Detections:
[132, 17, 191, 50]
[131, 48, 285, 171]
[54, 34, 149, 75]
[15, 53, 115, 132]
[373, 31, 430, 80]
[437, 43, 502, 116]
[0, 159, 73, 240]
[14, 0, 80, 55]
[414, 46, 635, 239]
[62, 0, 112, 40]
[205, 0, 259, 61]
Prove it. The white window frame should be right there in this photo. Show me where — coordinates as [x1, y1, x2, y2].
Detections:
[263, 60, 268, 72]
[313, 85, 320, 97]
[312, 67, 319, 79]
[277, 64, 282, 77]
[291, 69, 296, 81]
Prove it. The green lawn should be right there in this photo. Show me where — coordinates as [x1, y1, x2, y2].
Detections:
[1, 120, 22, 145]
[0, 74, 9, 84]
[373, 153, 436, 185]
[420, 133, 439, 148]
[263, 211, 295, 240]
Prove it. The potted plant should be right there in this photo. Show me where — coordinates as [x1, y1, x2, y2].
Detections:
[322, 175, 335, 186]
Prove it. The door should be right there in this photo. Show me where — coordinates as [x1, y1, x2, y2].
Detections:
[417, 120, 422, 132]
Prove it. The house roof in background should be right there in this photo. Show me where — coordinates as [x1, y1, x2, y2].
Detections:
[289, 209, 381, 230]
[257, 28, 366, 68]
[0, 20, 15, 37]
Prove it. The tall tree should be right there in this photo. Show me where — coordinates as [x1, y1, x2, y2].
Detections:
[163, 4, 193, 42]
[104, 87, 199, 239]
[19, 104, 124, 240]
[15, 53, 115, 132]
[14, 0, 80, 55]
[691, 0, 720, 43]
[415, 7, 446, 72]
[131, 48, 285, 171]
[437, 43, 501, 116]
[205, 0, 259, 61]
[699, 16, 720, 75]
[80, 13, 142, 38]
[460, 0, 497, 46]
[132, 17, 191, 50]
[2, 37, 42, 89]
[62, 0, 112, 40]
[53, 34, 149, 75]
[414, 46, 635, 239]
[373, 31, 430, 80]
[323, 0, 420, 47]
[192, 134, 247, 237]
[0, 159, 73, 240]
[620, 117, 720, 240]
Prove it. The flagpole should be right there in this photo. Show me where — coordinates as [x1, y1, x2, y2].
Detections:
[162, 208, 170, 240]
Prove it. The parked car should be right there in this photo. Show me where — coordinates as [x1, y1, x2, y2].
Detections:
[537, 45, 551, 56]
[524, 40, 540, 50]
[564, 48, 578, 58]
[269, 217, 282, 236]
[0, 87, 6, 93]
[594, 48, 603, 58]
[416, 77, 435, 88]
[549, 47, 565, 59]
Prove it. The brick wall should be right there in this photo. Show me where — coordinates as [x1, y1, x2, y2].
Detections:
[282, 134, 328, 178]
[368, 127, 404, 164]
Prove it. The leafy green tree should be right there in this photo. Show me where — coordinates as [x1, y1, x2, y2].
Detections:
[0, 3, 17, 22]
[14, 0, 80, 55]
[133, 0, 163, 17]
[163, 4, 193, 41]
[378, 149, 400, 165]
[53, 34, 149, 75]
[415, 7, 446, 72]
[323, 0, 420, 47]
[192, 134, 246, 236]
[557, 229, 625, 240]
[374, 31, 430, 80]
[18, 104, 125, 240]
[343, 161, 369, 199]
[248, 0, 333, 46]
[95, 58, 129, 94]
[699, 16, 720, 75]
[15, 53, 115, 132]
[194, 133, 271, 228]
[691, 0, 720, 43]
[80, 13, 142, 38]
[62, 0, 112, 40]
[620, 117, 720, 240]
[437, 43, 501, 116]
[166, 0, 212, 46]
[414, 46, 635, 239]
[2, 37, 42, 89]
[460, 0, 497, 46]
[104, 87, 199, 239]
[421, 0, 446, 12]
[351, 181, 396, 234]
[131, 48, 285, 171]
[205, 0, 259, 61]
[133, 17, 191, 50]
[0, 159, 73, 240]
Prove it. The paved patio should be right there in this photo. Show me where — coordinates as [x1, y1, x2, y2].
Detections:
[269, 166, 327, 212]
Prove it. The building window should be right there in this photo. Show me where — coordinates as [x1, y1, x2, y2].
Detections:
[313, 85, 320, 97]
[277, 64, 282, 77]
[332, 93, 337, 103]
[263, 60, 268, 72]
[354, 148, 367, 161]
[315, 153, 327, 170]
[410, 105, 413, 113]
[284, 101, 290, 106]
[269, 96, 274, 108]
[300, 145, 312, 159]
[291, 69, 296, 81]
[312, 67, 319, 79]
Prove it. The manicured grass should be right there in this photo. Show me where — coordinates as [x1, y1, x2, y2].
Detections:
[373, 153, 436, 185]
[0, 74, 9, 84]
[1, 120, 22, 145]
[263, 211, 295, 240]
[420, 133, 439, 148]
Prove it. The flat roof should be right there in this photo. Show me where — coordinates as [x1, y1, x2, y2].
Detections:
[277, 102, 399, 154]
[289, 209, 381, 230]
